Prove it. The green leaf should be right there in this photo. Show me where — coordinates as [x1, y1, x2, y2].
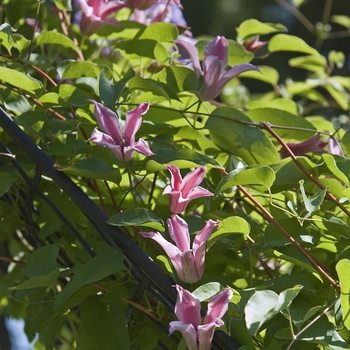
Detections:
[129, 76, 169, 100]
[299, 179, 328, 218]
[206, 107, 279, 165]
[38, 92, 68, 106]
[24, 245, 60, 278]
[247, 98, 298, 114]
[262, 218, 320, 248]
[192, 282, 222, 301]
[154, 66, 198, 96]
[320, 154, 349, 186]
[240, 65, 279, 85]
[331, 15, 350, 29]
[136, 22, 178, 41]
[9, 269, 60, 291]
[268, 34, 320, 56]
[36, 31, 79, 53]
[324, 82, 349, 110]
[0, 166, 15, 197]
[81, 296, 129, 350]
[215, 166, 275, 195]
[62, 61, 99, 79]
[245, 108, 316, 140]
[108, 208, 164, 232]
[0, 67, 42, 94]
[336, 259, 350, 330]
[208, 216, 250, 248]
[146, 147, 222, 172]
[57, 158, 121, 184]
[53, 0, 72, 10]
[245, 286, 302, 335]
[115, 39, 169, 62]
[54, 246, 124, 309]
[288, 55, 327, 73]
[236, 19, 287, 40]
[58, 84, 90, 106]
[99, 67, 135, 106]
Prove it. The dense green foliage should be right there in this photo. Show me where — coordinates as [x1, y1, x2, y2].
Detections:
[0, 0, 350, 349]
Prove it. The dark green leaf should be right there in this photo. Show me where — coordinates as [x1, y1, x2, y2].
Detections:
[0, 167, 15, 197]
[53, 246, 124, 309]
[206, 107, 279, 165]
[108, 208, 164, 232]
[57, 158, 121, 184]
[81, 296, 129, 350]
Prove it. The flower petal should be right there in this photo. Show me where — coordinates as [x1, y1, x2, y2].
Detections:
[124, 102, 149, 145]
[164, 165, 183, 192]
[181, 166, 206, 197]
[90, 128, 116, 146]
[192, 219, 219, 279]
[91, 100, 123, 142]
[197, 322, 218, 350]
[169, 321, 198, 350]
[186, 186, 214, 201]
[204, 36, 228, 65]
[139, 231, 183, 275]
[174, 285, 201, 328]
[167, 214, 190, 253]
[132, 138, 154, 156]
[204, 287, 233, 324]
[175, 39, 201, 78]
[180, 250, 201, 283]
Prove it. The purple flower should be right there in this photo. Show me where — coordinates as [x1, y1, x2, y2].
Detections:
[89, 101, 154, 162]
[140, 215, 219, 283]
[76, 0, 125, 36]
[176, 36, 258, 101]
[162, 165, 214, 214]
[169, 285, 233, 350]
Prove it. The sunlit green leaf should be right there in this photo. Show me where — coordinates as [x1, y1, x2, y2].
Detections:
[136, 22, 178, 41]
[331, 15, 350, 29]
[268, 34, 320, 56]
[336, 259, 350, 330]
[0, 67, 42, 94]
[240, 65, 279, 85]
[36, 31, 79, 53]
[236, 19, 287, 40]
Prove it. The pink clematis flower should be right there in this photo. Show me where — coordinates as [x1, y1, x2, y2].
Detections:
[162, 165, 214, 214]
[76, 0, 125, 36]
[139, 214, 219, 283]
[169, 285, 233, 350]
[89, 101, 154, 162]
[176, 36, 258, 101]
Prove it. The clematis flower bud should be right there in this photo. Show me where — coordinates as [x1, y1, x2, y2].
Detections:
[169, 285, 233, 350]
[162, 165, 214, 214]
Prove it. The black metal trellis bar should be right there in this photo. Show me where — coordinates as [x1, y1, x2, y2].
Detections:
[0, 107, 240, 350]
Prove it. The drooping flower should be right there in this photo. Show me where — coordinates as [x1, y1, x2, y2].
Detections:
[175, 36, 258, 101]
[139, 214, 219, 283]
[169, 285, 233, 350]
[162, 165, 214, 214]
[89, 101, 154, 162]
[242, 35, 267, 53]
[280, 134, 327, 159]
[76, 0, 125, 36]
